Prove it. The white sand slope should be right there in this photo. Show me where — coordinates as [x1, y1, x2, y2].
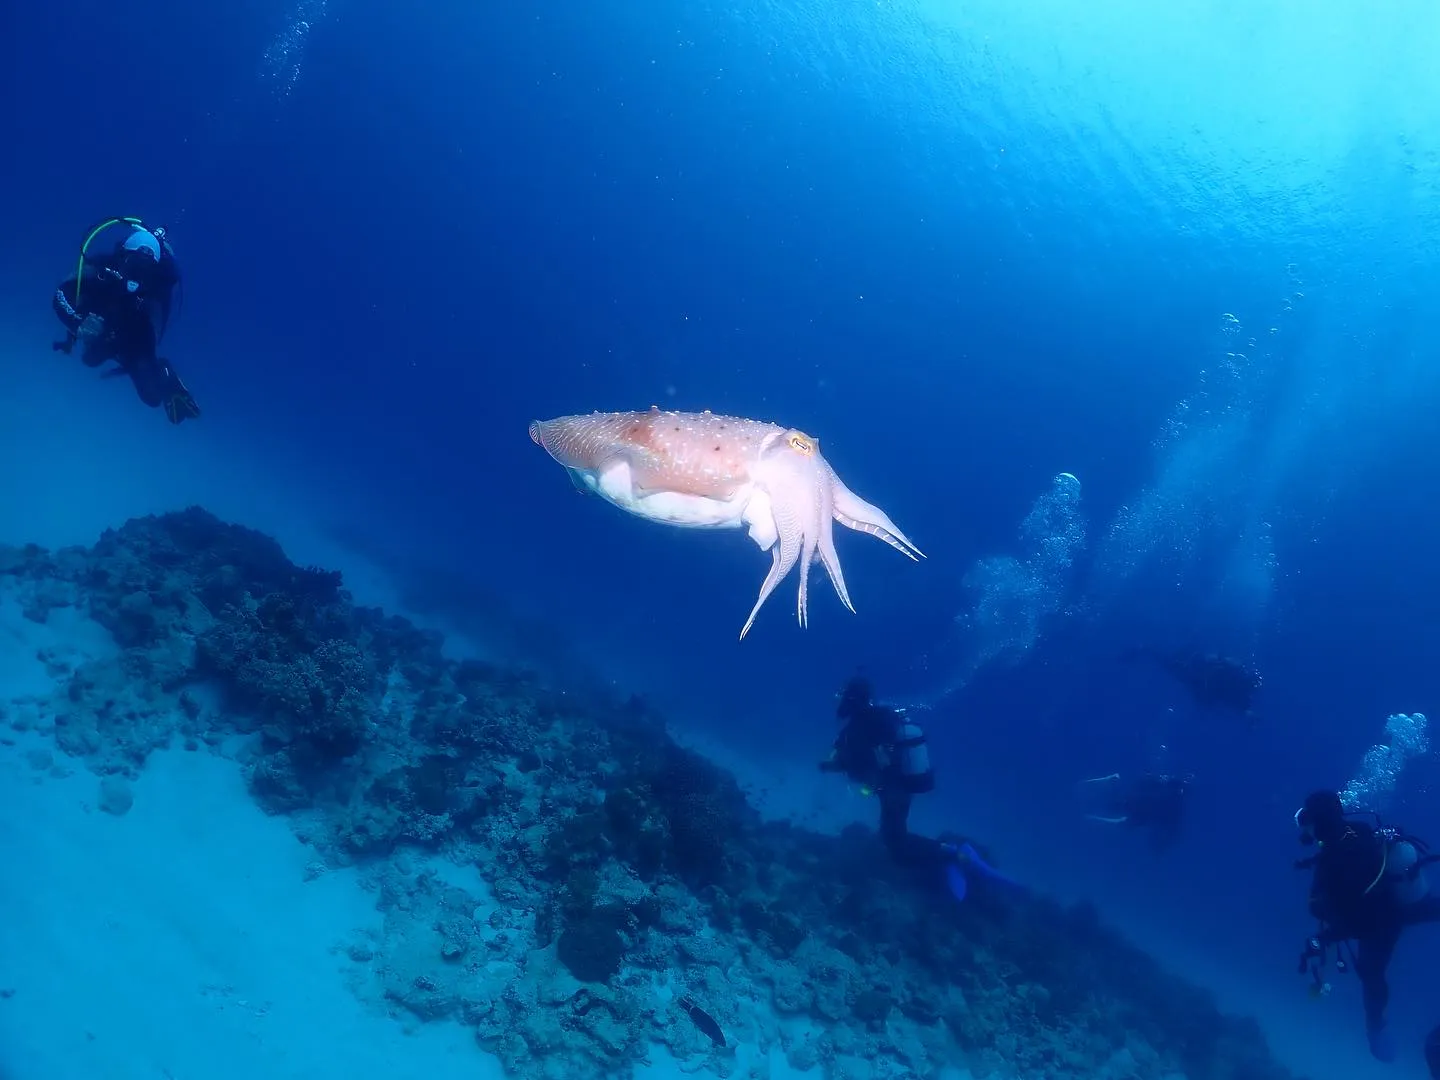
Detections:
[0, 732, 491, 1080]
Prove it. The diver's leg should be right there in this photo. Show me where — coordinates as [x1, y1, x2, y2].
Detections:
[125, 356, 169, 407]
[1355, 925, 1401, 1060]
[877, 790, 958, 892]
[80, 334, 117, 368]
[112, 321, 167, 406]
[878, 791, 913, 862]
[119, 325, 184, 411]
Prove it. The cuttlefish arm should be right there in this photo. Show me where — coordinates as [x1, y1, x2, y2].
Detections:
[741, 514, 804, 640]
[737, 431, 922, 639]
[826, 462, 925, 560]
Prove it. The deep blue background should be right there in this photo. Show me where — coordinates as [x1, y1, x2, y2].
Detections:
[6, 0, 1440, 1073]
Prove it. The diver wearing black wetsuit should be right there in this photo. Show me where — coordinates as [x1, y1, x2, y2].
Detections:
[1125, 647, 1262, 716]
[1295, 790, 1440, 1062]
[1084, 771, 1190, 851]
[53, 223, 199, 424]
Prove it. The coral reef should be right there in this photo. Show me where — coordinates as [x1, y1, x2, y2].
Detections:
[0, 508, 1307, 1080]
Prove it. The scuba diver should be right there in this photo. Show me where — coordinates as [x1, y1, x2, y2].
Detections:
[52, 217, 200, 425]
[1124, 646, 1262, 718]
[1427, 1023, 1440, 1079]
[1293, 789, 1440, 1062]
[1081, 771, 1191, 852]
[818, 676, 1019, 902]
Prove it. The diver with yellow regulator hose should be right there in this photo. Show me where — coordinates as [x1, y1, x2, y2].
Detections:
[51, 216, 200, 424]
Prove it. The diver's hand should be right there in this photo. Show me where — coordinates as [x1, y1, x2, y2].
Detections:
[1296, 936, 1323, 974]
[77, 314, 106, 342]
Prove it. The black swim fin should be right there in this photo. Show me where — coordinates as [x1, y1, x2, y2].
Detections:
[163, 371, 201, 425]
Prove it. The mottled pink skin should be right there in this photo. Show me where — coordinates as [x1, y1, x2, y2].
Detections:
[530, 407, 923, 638]
[529, 409, 784, 499]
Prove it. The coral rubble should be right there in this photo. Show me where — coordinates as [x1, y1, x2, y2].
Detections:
[0, 508, 1306, 1080]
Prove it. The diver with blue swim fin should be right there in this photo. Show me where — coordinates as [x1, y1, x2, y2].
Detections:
[1293, 789, 1440, 1063]
[819, 676, 1020, 901]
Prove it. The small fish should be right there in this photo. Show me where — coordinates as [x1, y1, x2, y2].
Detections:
[680, 996, 725, 1047]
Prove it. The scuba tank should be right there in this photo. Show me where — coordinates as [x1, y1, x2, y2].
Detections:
[893, 712, 931, 781]
[1386, 836, 1429, 905]
[852, 704, 932, 795]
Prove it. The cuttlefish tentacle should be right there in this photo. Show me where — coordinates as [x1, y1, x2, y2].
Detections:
[827, 464, 925, 560]
[529, 409, 921, 638]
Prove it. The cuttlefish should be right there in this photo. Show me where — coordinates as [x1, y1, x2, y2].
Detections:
[529, 407, 923, 639]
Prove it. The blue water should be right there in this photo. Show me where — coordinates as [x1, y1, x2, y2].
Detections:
[5, 0, 1440, 1076]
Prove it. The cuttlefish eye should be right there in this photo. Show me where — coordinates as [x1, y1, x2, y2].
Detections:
[787, 432, 815, 455]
